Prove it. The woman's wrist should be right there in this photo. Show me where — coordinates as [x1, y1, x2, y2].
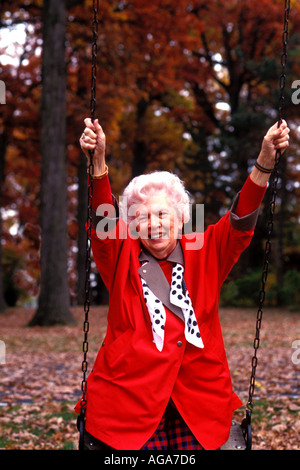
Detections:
[87, 162, 108, 178]
[254, 160, 273, 174]
[256, 146, 275, 167]
[250, 161, 272, 187]
[249, 149, 275, 187]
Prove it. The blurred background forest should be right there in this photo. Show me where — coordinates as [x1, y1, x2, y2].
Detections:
[0, 0, 300, 325]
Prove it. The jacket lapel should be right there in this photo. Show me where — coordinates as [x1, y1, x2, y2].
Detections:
[138, 244, 185, 322]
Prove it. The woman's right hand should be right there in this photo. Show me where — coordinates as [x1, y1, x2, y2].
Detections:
[79, 118, 106, 175]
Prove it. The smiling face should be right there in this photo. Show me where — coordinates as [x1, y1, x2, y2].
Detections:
[134, 194, 183, 259]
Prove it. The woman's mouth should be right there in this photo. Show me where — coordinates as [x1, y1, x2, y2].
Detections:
[148, 232, 168, 240]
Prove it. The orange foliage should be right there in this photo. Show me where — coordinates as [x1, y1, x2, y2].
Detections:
[1, 0, 300, 304]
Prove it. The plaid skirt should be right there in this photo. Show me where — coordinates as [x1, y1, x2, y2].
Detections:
[141, 400, 203, 450]
[83, 400, 203, 450]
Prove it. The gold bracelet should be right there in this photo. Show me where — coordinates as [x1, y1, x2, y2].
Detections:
[87, 165, 108, 179]
[254, 160, 274, 174]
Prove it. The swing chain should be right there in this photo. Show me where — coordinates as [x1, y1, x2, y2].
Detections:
[78, 0, 99, 448]
[278, 0, 291, 121]
[90, 0, 99, 122]
[246, 0, 290, 416]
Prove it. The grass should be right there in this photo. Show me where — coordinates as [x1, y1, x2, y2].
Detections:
[0, 306, 299, 450]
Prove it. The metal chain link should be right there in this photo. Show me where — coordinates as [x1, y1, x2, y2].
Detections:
[246, 0, 290, 414]
[79, 0, 99, 430]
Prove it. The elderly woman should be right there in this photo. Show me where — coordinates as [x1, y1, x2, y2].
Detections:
[76, 118, 289, 450]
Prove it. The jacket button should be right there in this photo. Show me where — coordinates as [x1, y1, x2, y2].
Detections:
[177, 341, 183, 347]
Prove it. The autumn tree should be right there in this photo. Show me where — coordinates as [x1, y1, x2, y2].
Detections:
[66, 1, 195, 301]
[0, 2, 43, 311]
[28, 0, 74, 325]
[1, 0, 299, 311]
[176, 0, 300, 283]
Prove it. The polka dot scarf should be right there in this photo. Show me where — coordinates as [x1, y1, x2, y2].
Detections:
[141, 263, 204, 352]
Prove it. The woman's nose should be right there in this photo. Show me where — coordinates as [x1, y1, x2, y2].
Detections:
[148, 213, 161, 229]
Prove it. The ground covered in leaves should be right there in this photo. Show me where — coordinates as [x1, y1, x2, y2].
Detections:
[0, 306, 299, 450]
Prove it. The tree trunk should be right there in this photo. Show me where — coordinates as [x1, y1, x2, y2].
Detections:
[29, 0, 73, 325]
[131, 97, 149, 178]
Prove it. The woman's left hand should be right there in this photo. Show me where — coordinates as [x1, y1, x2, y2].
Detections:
[258, 120, 290, 168]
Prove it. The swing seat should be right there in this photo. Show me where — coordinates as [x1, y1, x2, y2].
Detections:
[220, 419, 251, 450]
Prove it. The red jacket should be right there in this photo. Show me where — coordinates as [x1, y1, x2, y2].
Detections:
[76, 175, 265, 450]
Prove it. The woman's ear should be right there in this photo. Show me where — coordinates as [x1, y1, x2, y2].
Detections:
[177, 217, 184, 237]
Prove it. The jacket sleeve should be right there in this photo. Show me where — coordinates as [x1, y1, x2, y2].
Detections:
[229, 175, 267, 228]
[213, 176, 266, 284]
[88, 175, 128, 291]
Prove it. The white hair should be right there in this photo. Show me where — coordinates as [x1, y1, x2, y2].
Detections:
[119, 171, 191, 224]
